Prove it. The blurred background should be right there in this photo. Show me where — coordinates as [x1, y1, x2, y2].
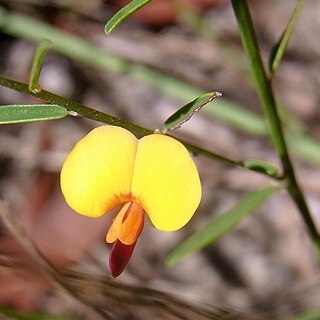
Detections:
[0, 0, 320, 319]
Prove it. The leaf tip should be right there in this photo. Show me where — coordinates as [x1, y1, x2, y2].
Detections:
[213, 91, 223, 99]
[165, 255, 177, 268]
[104, 25, 112, 35]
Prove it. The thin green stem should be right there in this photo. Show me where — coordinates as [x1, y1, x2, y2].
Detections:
[104, 0, 152, 34]
[269, 0, 306, 74]
[0, 75, 283, 180]
[28, 39, 52, 93]
[0, 5, 266, 136]
[0, 76, 233, 164]
[0, 76, 152, 137]
[3, 6, 320, 166]
[231, 0, 320, 256]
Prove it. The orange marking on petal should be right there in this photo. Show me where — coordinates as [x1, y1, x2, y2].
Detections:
[106, 202, 144, 245]
[106, 202, 131, 244]
[118, 202, 144, 245]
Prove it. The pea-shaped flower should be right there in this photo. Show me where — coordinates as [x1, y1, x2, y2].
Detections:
[61, 126, 201, 277]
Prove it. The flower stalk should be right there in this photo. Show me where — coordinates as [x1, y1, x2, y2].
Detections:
[231, 0, 320, 256]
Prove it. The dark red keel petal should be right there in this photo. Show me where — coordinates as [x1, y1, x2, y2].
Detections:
[109, 240, 136, 278]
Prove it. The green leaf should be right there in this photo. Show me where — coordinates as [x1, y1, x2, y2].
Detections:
[269, 0, 306, 73]
[163, 92, 222, 133]
[3, 8, 320, 167]
[244, 159, 279, 176]
[0, 7, 269, 136]
[29, 39, 52, 93]
[104, 0, 152, 34]
[288, 309, 320, 320]
[0, 104, 68, 124]
[166, 185, 279, 266]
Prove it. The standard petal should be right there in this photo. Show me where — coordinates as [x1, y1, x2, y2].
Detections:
[61, 126, 138, 217]
[131, 134, 201, 231]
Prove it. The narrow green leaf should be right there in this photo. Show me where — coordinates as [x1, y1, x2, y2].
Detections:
[288, 309, 320, 320]
[269, 0, 306, 73]
[0, 104, 68, 124]
[244, 159, 279, 176]
[231, 0, 320, 257]
[163, 92, 222, 133]
[166, 185, 279, 266]
[0, 7, 269, 136]
[104, 0, 152, 34]
[29, 39, 52, 93]
[2, 7, 320, 167]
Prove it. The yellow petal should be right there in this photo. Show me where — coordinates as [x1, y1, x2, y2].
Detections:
[60, 126, 138, 217]
[131, 134, 201, 231]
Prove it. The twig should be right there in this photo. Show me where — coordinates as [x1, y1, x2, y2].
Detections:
[231, 0, 320, 257]
[0, 75, 283, 180]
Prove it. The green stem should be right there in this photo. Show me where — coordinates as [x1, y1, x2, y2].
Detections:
[0, 75, 284, 179]
[0, 5, 267, 136]
[269, 0, 306, 74]
[0, 76, 244, 167]
[28, 39, 52, 93]
[2, 6, 320, 166]
[231, 0, 320, 256]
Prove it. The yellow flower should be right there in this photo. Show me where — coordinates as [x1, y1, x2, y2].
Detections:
[61, 126, 201, 277]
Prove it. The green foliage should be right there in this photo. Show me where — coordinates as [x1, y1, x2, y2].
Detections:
[0, 2, 319, 318]
[29, 39, 52, 93]
[0, 6, 268, 136]
[104, 0, 152, 34]
[231, 0, 320, 255]
[0, 76, 241, 165]
[269, 0, 306, 73]
[163, 92, 222, 133]
[0, 104, 67, 124]
[244, 159, 279, 176]
[1, 6, 320, 165]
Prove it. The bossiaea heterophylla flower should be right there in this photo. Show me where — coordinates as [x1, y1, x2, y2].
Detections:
[60, 126, 201, 277]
